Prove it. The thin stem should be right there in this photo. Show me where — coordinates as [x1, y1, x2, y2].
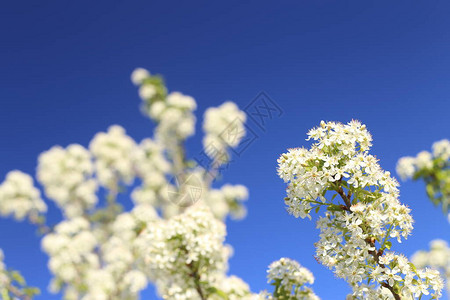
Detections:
[28, 214, 51, 235]
[380, 282, 401, 300]
[170, 141, 191, 207]
[204, 162, 220, 187]
[187, 262, 206, 300]
[337, 185, 352, 209]
[302, 198, 333, 206]
[380, 224, 394, 250]
[5, 284, 31, 300]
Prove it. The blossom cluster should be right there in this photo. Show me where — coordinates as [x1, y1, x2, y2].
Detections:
[0, 68, 255, 300]
[0, 248, 40, 299]
[89, 125, 138, 188]
[412, 239, 450, 296]
[266, 258, 319, 300]
[0, 170, 47, 221]
[206, 184, 248, 220]
[3, 67, 446, 300]
[130, 68, 248, 218]
[132, 68, 197, 142]
[37, 144, 97, 218]
[140, 204, 248, 299]
[278, 120, 443, 299]
[41, 217, 98, 298]
[396, 139, 450, 219]
[131, 138, 171, 209]
[202, 101, 247, 164]
[42, 204, 158, 300]
[84, 204, 155, 300]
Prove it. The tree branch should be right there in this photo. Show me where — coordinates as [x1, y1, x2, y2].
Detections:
[336, 184, 401, 300]
[5, 284, 31, 300]
[336, 184, 352, 209]
[187, 262, 207, 300]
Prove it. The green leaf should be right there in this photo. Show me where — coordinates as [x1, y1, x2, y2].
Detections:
[315, 206, 321, 214]
[385, 241, 392, 250]
[10, 271, 25, 285]
[24, 287, 40, 297]
[426, 184, 435, 198]
[409, 262, 417, 273]
[207, 287, 229, 300]
[1, 288, 11, 300]
[327, 204, 344, 212]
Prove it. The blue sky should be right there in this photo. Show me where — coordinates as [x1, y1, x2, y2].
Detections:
[0, 0, 449, 299]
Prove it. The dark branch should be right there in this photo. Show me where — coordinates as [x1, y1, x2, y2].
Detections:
[187, 262, 207, 300]
[336, 184, 401, 300]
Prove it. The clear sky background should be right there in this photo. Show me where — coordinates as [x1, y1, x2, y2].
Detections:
[0, 1, 449, 299]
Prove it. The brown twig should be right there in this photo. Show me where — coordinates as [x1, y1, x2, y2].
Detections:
[187, 262, 207, 300]
[6, 284, 32, 300]
[336, 184, 401, 300]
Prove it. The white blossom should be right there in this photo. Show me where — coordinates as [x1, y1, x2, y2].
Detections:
[140, 204, 233, 299]
[139, 84, 157, 100]
[131, 68, 150, 85]
[205, 184, 248, 220]
[412, 239, 450, 296]
[267, 258, 319, 300]
[89, 125, 138, 187]
[432, 139, 450, 161]
[123, 270, 148, 294]
[0, 170, 47, 220]
[149, 101, 166, 119]
[202, 101, 247, 164]
[131, 138, 170, 207]
[37, 144, 97, 218]
[42, 217, 99, 292]
[396, 139, 449, 220]
[278, 120, 442, 299]
[416, 151, 433, 170]
[215, 275, 253, 300]
[396, 156, 416, 181]
[156, 97, 196, 140]
[0, 69, 256, 300]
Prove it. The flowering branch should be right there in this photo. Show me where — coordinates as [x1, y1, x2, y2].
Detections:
[412, 240, 450, 298]
[3, 284, 32, 300]
[278, 120, 443, 299]
[187, 262, 207, 300]
[0, 250, 40, 300]
[335, 181, 401, 299]
[0, 68, 445, 300]
[266, 258, 319, 300]
[397, 139, 450, 219]
[0, 69, 253, 300]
